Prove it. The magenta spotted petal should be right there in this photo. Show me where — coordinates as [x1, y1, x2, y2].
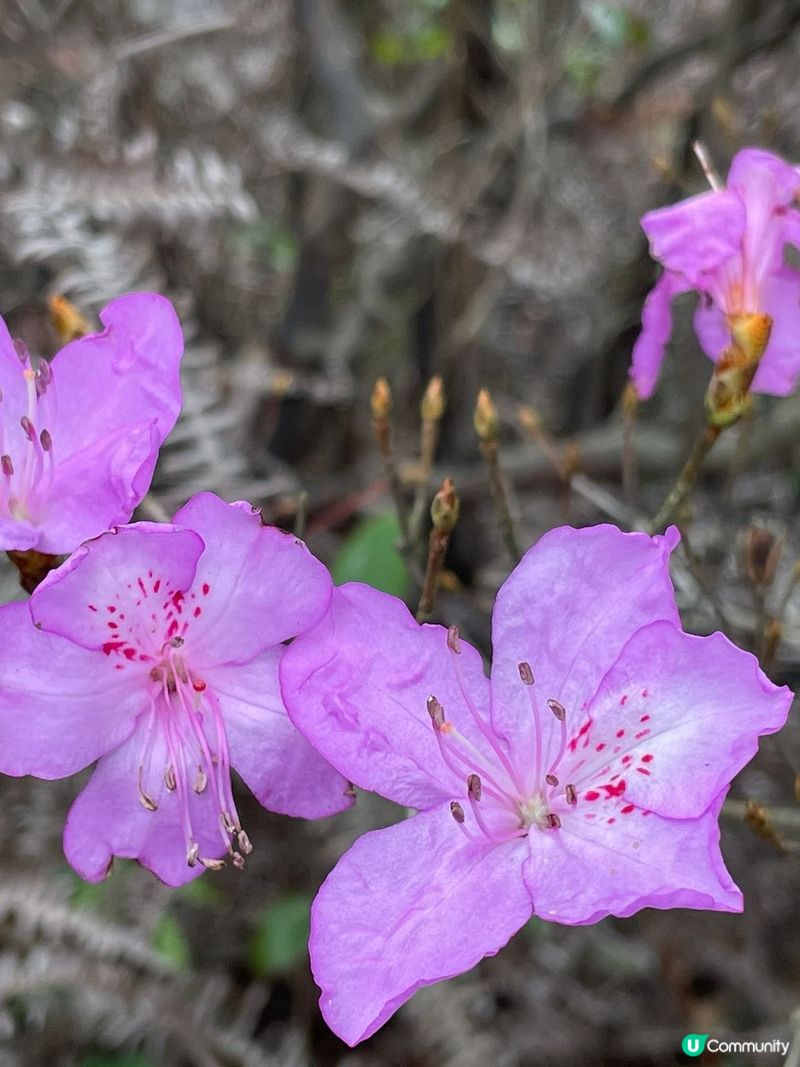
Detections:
[0, 492, 349, 886]
[631, 146, 800, 399]
[0, 293, 184, 554]
[281, 524, 791, 1045]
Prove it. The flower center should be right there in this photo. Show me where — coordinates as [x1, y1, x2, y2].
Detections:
[0, 342, 56, 524]
[137, 636, 252, 872]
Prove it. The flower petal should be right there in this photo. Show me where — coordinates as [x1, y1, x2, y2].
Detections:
[630, 271, 692, 399]
[727, 147, 800, 208]
[525, 792, 741, 925]
[489, 525, 680, 773]
[575, 620, 790, 818]
[0, 314, 29, 417]
[281, 583, 494, 809]
[310, 803, 531, 1046]
[207, 647, 354, 819]
[0, 516, 39, 552]
[39, 293, 184, 553]
[0, 603, 144, 778]
[64, 717, 228, 887]
[30, 523, 204, 653]
[641, 189, 744, 284]
[171, 492, 332, 665]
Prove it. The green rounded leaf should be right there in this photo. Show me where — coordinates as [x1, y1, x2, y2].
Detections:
[331, 512, 409, 596]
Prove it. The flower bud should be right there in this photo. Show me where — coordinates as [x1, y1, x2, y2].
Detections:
[430, 477, 459, 533]
[371, 378, 392, 421]
[421, 376, 445, 422]
[47, 294, 91, 344]
[742, 525, 783, 589]
[474, 388, 499, 442]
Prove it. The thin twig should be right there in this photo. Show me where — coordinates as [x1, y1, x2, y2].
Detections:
[648, 424, 721, 534]
[475, 390, 521, 563]
[416, 478, 459, 622]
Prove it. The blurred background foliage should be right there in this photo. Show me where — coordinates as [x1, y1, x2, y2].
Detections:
[2, 0, 800, 1064]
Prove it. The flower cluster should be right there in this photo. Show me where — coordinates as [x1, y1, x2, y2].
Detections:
[0, 144, 796, 1050]
[631, 147, 800, 402]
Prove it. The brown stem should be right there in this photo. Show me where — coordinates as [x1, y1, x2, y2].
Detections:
[480, 438, 521, 563]
[416, 477, 459, 622]
[648, 424, 721, 534]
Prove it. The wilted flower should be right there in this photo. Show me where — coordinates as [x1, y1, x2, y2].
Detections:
[0, 293, 184, 554]
[281, 525, 790, 1046]
[0, 492, 350, 885]
[631, 148, 800, 402]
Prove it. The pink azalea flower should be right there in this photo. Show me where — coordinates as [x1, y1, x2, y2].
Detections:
[0, 292, 184, 554]
[0, 492, 351, 885]
[631, 147, 800, 399]
[280, 525, 791, 1046]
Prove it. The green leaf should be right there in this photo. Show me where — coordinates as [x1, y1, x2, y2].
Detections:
[331, 512, 410, 597]
[249, 893, 312, 977]
[151, 913, 191, 970]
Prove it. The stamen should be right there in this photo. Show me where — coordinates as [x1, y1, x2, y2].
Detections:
[19, 416, 35, 441]
[187, 842, 200, 866]
[237, 830, 253, 855]
[164, 765, 177, 791]
[547, 813, 562, 830]
[39, 428, 52, 451]
[12, 339, 29, 364]
[545, 699, 569, 777]
[547, 698, 566, 721]
[545, 773, 558, 787]
[450, 800, 465, 823]
[447, 633, 525, 794]
[199, 856, 225, 871]
[565, 783, 577, 806]
[194, 766, 208, 794]
[467, 773, 482, 802]
[427, 694, 445, 729]
[137, 765, 158, 811]
[518, 662, 534, 686]
[231, 852, 246, 870]
[519, 661, 543, 790]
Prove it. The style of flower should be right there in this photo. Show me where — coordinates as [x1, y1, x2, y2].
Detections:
[280, 524, 791, 1046]
[0, 292, 184, 554]
[631, 147, 800, 400]
[0, 492, 351, 885]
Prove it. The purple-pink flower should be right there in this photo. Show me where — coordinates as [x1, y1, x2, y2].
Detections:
[0, 292, 183, 554]
[280, 524, 790, 1046]
[0, 491, 351, 885]
[631, 147, 800, 399]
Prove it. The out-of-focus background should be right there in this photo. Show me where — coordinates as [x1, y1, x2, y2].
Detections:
[2, 1, 800, 1064]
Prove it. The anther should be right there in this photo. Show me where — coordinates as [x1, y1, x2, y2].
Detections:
[237, 829, 253, 855]
[194, 766, 208, 794]
[164, 765, 177, 791]
[192, 678, 207, 693]
[169, 636, 184, 649]
[199, 856, 225, 871]
[37, 359, 52, 388]
[231, 852, 246, 870]
[547, 813, 562, 830]
[186, 842, 200, 866]
[565, 783, 577, 806]
[450, 800, 465, 823]
[2, 455, 13, 476]
[19, 416, 35, 441]
[467, 773, 482, 801]
[12, 339, 29, 363]
[138, 788, 158, 811]
[221, 810, 237, 834]
[545, 773, 559, 787]
[426, 695, 445, 729]
[447, 625, 461, 654]
[518, 661, 534, 686]
[547, 698, 566, 721]
[39, 428, 52, 452]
